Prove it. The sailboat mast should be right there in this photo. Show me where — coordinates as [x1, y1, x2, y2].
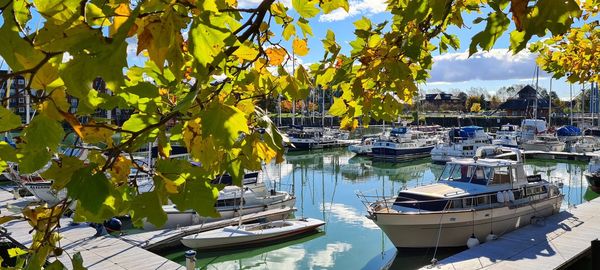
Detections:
[534, 66, 539, 119]
[321, 85, 325, 127]
[570, 83, 573, 125]
[292, 48, 296, 126]
[548, 78, 552, 127]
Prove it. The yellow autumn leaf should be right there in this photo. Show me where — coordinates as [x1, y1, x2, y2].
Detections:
[292, 38, 309, 56]
[109, 3, 131, 37]
[110, 156, 132, 185]
[265, 47, 287, 66]
[79, 122, 115, 145]
[233, 44, 259, 61]
[39, 88, 70, 121]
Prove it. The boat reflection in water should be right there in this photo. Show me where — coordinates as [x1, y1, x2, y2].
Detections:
[161, 148, 594, 269]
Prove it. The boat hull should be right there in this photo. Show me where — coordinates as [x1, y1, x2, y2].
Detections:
[584, 172, 600, 193]
[370, 196, 562, 248]
[521, 143, 565, 152]
[181, 218, 325, 249]
[145, 196, 296, 230]
[371, 146, 434, 161]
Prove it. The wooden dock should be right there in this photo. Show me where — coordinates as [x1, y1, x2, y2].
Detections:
[120, 206, 295, 251]
[420, 197, 600, 270]
[0, 189, 185, 269]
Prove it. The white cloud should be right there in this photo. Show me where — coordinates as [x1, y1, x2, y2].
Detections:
[428, 48, 549, 84]
[322, 203, 379, 230]
[319, 0, 387, 22]
[308, 242, 352, 269]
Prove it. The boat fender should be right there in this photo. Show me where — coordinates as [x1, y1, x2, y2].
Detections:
[192, 213, 200, 225]
[485, 233, 498, 242]
[496, 191, 505, 203]
[502, 191, 509, 203]
[508, 190, 515, 202]
[467, 234, 480, 249]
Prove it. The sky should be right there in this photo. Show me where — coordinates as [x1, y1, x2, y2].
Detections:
[235, 0, 594, 100]
[0, 1, 593, 100]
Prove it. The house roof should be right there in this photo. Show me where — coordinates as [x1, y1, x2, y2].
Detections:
[498, 98, 549, 110]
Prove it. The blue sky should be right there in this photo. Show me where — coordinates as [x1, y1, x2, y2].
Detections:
[236, 0, 592, 100]
[0, 1, 592, 100]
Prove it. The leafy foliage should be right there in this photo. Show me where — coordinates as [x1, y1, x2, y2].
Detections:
[0, 0, 590, 268]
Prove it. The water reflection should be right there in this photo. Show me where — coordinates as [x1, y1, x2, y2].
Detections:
[164, 148, 596, 269]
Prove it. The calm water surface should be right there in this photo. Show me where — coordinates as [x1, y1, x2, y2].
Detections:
[162, 148, 599, 269]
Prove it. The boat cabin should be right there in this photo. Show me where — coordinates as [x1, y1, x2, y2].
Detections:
[391, 155, 552, 212]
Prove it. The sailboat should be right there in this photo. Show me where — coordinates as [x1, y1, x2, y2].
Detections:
[180, 218, 325, 249]
[181, 160, 325, 250]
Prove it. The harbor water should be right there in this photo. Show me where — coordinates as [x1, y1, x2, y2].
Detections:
[162, 148, 598, 269]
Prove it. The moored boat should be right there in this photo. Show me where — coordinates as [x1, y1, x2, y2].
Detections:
[430, 126, 492, 164]
[584, 156, 600, 193]
[180, 218, 325, 249]
[521, 134, 566, 152]
[348, 136, 378, 156]
[358, 147, 563, 248]
[371, 127, 438, 161]
[147, 181, 296, 229]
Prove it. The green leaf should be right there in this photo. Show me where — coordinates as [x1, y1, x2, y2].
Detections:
[469, 11, 510, 55]
[199, 103, 249, 147]
[509, 0, 581, 52]
[316, 67, 336, 87]
[282, 23, 296, 40]
[329, 98, 347, 116]
[131, 190, 168, 227]
[292, 0, 320, 19]
[13, 0, 31, 28]
[168, 173, 220, 218]
[320, 0, 349, 14]
[72, 252, 87, 270]
[0, 3, 45, 73]
[8, 247, 27, 257]
[0, 107, 22, 132]
[23, 115, 64, 149]
[353, 16, 371, 31]
[189, 13, 235, 68]
[41, 156, 86, 190]
[66, 167, 110, 214]
[46, 260, 66, 270]
[297, 17, 313, 37]
[122, 113, 160, 133]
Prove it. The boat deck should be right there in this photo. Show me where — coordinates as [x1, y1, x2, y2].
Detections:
[0, 188, 183, 270]
[496, 150, 600, 161]
[420, 197, 600, 270]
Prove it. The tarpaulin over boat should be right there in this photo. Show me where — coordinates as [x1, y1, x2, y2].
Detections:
[557, 125, 581, 137]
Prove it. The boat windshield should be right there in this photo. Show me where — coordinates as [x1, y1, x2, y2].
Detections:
[439, 163, 493, 185]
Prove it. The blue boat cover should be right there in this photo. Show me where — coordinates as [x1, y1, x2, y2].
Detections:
[459, 126, 483, 138]
[390, 127, 408, 136]
[557, 125, 581, 137]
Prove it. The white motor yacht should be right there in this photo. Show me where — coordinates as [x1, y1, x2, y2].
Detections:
[359, 147, 563, 248]
[492, 124, 520, 148]
[431, 126, 493, 164]
[521, 134, 566, 152]
[569, 136, 600, 153]
[146, 182, 296, 230]
[348, 136, 378, 155]
[371, 127, 438, 161]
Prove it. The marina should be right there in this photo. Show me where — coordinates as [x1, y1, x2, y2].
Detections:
[0, 2, 598, 268]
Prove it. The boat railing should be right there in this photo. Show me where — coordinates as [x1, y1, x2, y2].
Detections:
[357, 186, 560, 214]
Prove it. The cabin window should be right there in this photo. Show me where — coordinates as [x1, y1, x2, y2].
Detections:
[490, 166, 511, 185]
[440, 164, 475, 183]
[471, 167, 491, 185]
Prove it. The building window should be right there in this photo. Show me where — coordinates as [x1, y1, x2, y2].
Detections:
[18, 98, 24, 103]
[18, 107, 24, 113]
